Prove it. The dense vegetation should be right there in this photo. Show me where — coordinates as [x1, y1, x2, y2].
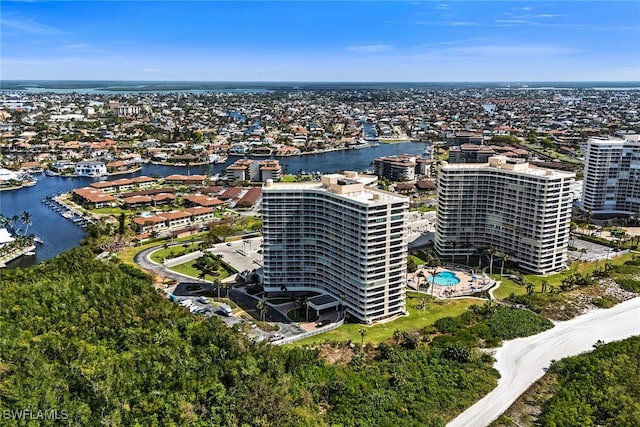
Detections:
[1, 248, 499, 426]
[492, 337, 640, 427]
[538, 337, 640, 426]
[430, 303, 554, 348]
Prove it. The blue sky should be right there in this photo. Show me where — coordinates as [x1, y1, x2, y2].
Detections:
[1, 1, 639, 82]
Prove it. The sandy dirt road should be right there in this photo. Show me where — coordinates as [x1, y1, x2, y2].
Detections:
[448, 297, 640, 427]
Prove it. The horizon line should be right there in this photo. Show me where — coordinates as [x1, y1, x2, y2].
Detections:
[2, 79, 640, 83]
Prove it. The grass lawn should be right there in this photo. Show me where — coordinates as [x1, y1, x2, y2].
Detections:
[149, 243, 203, 263]
[118, 241, 162, 268]
[169, 260, 231, 281]
[408, 254, 426, 266]
[492, 276, 527, 300]
[491, 251, 636, 299]
[117, 234, 209, 267]
[291, 292, 479, 346]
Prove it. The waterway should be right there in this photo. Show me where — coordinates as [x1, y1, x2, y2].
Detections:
[0, 141, 429, 267]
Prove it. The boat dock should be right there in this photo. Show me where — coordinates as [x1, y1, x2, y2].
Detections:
[42, 194, 95, 229]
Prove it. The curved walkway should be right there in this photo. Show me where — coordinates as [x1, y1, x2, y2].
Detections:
[447, 296, 640, 427]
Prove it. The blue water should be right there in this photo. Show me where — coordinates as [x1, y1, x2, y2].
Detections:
[427, 271, 461, 286]
[1, 142, 429, 267]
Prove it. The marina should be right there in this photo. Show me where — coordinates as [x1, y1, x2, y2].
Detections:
[0, 142, 429, 267]
[42, 194, 95, 228]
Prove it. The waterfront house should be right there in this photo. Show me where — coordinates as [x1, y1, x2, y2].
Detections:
[75, 161, 107, 177]
[275, 146, 300, 156]
[131, 176, 158, 188]
[71, 187, 117, 208]
[164, 174, 207, 186]
[259, 160, 282, 182]
[226, 159, 260, 182]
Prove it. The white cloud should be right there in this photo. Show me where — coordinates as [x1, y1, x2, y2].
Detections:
[0, 17, 64, 35]
[449, 21, 480, 26]
[450, 44, 577, 57]
[346, 44, 393, 53]
[62, 44, 90, 50]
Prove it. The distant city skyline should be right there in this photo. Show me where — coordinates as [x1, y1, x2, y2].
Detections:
[1, 1, 639, 82]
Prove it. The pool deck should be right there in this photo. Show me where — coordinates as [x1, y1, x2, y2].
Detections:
[407, 264, 496, 299]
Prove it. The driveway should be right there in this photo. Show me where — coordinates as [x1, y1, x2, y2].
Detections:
[134, 240, 303, 339]
[447, 297, 640, 427]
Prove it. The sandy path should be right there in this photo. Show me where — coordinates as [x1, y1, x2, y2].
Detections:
[447, 297, 640, 427]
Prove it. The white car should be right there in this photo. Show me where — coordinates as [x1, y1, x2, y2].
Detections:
[189, 305, 200, 313]
[269, 333, 283, 342]
[179, 299, 193, 307]
[197, 296, 209, 304]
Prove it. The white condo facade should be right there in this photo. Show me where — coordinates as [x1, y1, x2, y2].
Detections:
[261, 172, 409, 323]
[435, 156, 575, 275]
[581, 136, 640, 215]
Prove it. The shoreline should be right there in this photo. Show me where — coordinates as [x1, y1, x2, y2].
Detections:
[447, 296, 640, 427]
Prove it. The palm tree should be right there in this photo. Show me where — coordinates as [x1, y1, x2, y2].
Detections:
[525, 282, 534, 295]
[575, 248, 588, 273]
[339, 293, 347, 318]
[359, 328, 367, 347]
[541, 279, 548, 293]
[464, 241, 472, 266]
[19, 211, 32, 236]
[429, 267, 438, 297]
[303, 297, 310, 322]
[256, 300, 268, 322]
[485, 245, 498, 275]
[415, 270, 425, 290]
[475, 246, 484, 269]
[0, 214, 10, 229]
[221, 281, 231, 298]
[498, 251, 510, 276]
[10, 214, 19, 233]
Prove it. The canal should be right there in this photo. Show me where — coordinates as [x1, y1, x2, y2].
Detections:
[1, 141, 429, 267]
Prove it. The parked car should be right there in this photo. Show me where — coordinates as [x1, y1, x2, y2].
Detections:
[316, 319, 331, 328]
[269, 333, 283, 342]
[197, 296, 209, 304]
[217, 303, 233, 316]
[179, 299, 193, 307]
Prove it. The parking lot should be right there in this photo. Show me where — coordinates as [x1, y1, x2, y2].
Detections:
[569, 237, 622, 262]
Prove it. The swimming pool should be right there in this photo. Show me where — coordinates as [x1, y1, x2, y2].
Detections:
[427, 271, 461, 286]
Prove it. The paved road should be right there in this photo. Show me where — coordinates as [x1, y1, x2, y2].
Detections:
[134, 241, 304, 338]
[448, 297, 640, 427]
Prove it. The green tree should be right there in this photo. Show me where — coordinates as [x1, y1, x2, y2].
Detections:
[359, 328, 368, 346]
[19, 210, 32, 236]
[256, 300, 268, 322]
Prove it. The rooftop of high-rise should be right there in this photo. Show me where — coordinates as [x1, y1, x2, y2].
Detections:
[440, 156, 576, 179]
[263, 172, 407, 204]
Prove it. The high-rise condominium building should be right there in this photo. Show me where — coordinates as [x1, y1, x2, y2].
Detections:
[436, 156, 575, 275]
[582, 136, 640, 215]
[261, 172, 409, 323]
